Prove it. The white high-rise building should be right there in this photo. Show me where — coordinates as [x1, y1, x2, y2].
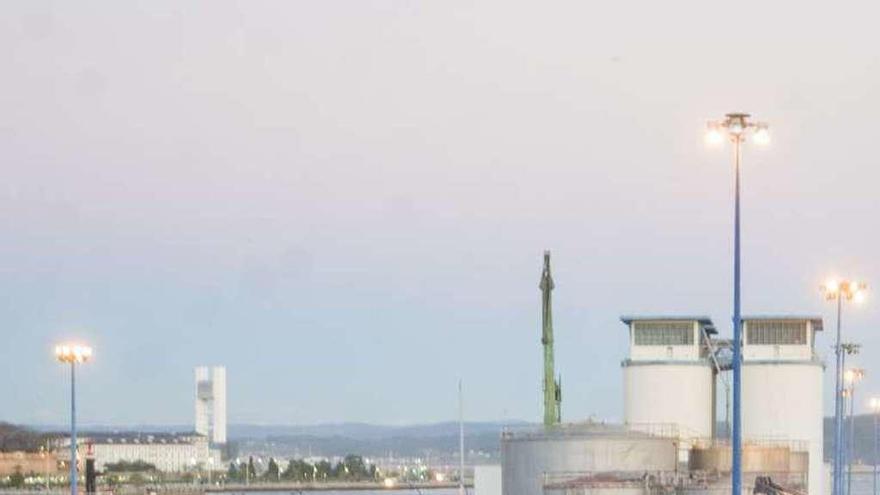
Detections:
[194, 366, 227, 445]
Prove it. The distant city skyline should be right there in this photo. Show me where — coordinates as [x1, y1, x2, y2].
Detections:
[2, 1, 879, 425]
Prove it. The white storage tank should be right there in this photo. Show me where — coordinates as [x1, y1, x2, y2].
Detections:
[501, 423, 678, 495]
[621, 316, 717, 450]
[741, 316, 824, 495]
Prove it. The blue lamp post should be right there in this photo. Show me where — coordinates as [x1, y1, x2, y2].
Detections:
[869, 397, 880, 495]
[822, 281, 867, 495]
[846, 367, 865, 495]
[55, 344, 92, 495]
[706, 113, 769, 495]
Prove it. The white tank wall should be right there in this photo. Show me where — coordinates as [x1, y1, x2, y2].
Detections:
[742, 363, 823, 495]
[623, 363, 715, 439]
[501, 433, 677, 495]
[475, 465, 502, 495]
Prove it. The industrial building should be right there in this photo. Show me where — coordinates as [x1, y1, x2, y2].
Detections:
[499, 314, 825, 495]
[194, 366, 227, 445]
[490, 256, 828, 495]
[622, 315, 822, 494]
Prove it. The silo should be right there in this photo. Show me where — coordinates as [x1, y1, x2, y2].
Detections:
[741, 316, 824, 495]
[621, 316, 717, 455]
[500, 423, 678, 495]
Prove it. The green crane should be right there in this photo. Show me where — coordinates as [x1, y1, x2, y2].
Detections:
[540, 251, 561, 426]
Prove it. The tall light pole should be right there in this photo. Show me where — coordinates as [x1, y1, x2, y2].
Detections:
[822, 280, 867, 495]
[459, 379, 465, 495]
[190, 457, 198, 486]
[55, 344, 93, 495]
[706, 113, 769, 495]
[40, 444, 50, 490]
[869, 397, 880, 495]
[845, 367, 865, 495]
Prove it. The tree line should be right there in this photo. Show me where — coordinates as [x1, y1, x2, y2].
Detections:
[227, 454, 377, 482]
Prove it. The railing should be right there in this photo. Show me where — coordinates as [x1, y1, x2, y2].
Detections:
[501, 422, 695, 441]
[541, 470, 807, 494]
[692, 437, 810, 453]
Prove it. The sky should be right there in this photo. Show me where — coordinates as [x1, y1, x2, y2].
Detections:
[1, 1, 879, 426]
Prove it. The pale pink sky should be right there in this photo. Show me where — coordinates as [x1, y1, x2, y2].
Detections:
[1, 1, 878, 425]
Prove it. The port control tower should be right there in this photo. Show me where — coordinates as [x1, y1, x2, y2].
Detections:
[195, 366, 227, 445]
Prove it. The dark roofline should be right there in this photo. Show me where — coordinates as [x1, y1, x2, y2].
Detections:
[620, 315, 717, 335]
[743, 315, 824, 332]
[75, 432, 205, 440]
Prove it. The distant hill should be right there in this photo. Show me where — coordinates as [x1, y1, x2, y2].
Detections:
[258, 417, 880, 462]
[27, 421, 526, 441]
[25, 421, 524, 459]
[28, 416, 880, 463]
[823, 414, 880, 464]
[0, 422, 52, 452]
[245, 422, 525, 458]
[229, 421, 525, 440]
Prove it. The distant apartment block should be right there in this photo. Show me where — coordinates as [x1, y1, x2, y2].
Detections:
[65, 433, 218, 472]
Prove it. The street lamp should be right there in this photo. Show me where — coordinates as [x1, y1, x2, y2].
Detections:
[55, 344, 93, 495]
[706, 113, 769, 495]
[822, 280, 868, 495]
[40, 445, 50, 491]
[869, 397, 880, 495]
[189, 457, 198, 486]
[846, 368, 865, 495]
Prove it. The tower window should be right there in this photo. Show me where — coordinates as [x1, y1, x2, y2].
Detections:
[633, 321, 693, 345]
[746, 320, 807, 345]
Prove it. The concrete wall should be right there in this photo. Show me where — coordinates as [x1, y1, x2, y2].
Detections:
[690, 445, 799, 473]
[742, 362, 823, 495]
[0, 452, 60, 476]
[623, 363, 715, 440]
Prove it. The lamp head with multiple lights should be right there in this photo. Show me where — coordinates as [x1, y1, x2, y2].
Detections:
[821, 279, 868, 302]
[844, 367, 865, 385]
[870, 397, 880, 412]
[840, 342, 862, 356]
[55, 344, 93, 364]
[706, 113, 770, 146]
